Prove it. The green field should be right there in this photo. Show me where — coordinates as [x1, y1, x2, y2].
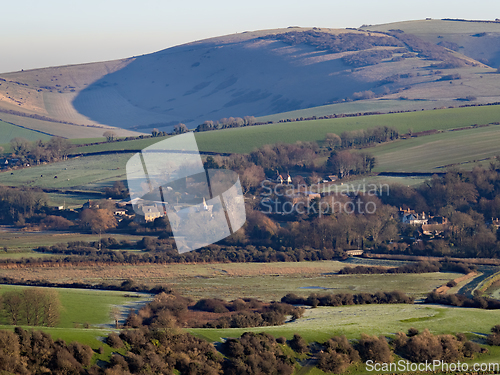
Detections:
[1, 105, 499, 193]
[257, 98, 481, 124]
[187, 303, 500, 343]
[370, 125, 500, 173]
[45, 192, 105, 207]
[66, 105, 500, 155]
[0, 257, 458, 301]
[0, 153, 130, 190]
[3, 126, 495, 192]
[169, 271, 460, 302]
[69, 136, 170, 154]
[0, 230, 144, 251]
[0, 120, 52, 144]
[324, 175, 429, 194]
[194, 105, 500, 154]
[0, 285, 151, 328]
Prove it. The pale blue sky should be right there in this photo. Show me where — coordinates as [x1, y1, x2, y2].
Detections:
[2, 0, 500, 73]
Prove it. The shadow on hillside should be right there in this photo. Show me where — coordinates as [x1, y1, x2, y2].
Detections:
[72, 37, 376, 132]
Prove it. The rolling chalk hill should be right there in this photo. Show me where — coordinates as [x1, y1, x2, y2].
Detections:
[2, 19, 500, 137]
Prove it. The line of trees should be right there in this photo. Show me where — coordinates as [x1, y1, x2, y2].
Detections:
[0, 185, 48, 224]
[32, 238, 348, 264]
[196, 116, 257, 132]
[326, 150, 376, 177]
[339, 126, 399, 148]
[425, 291, 500, 309]
[338, 260, 476, 275]
[9, 137, 73, 165]
[101, 326, 484, 375]
[281, 290, 414, 307]
[2, 288, 61, 326]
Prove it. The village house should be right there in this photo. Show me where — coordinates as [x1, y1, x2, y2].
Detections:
[399, 208, 429, 225]
[489, 218, 500, 229]
[138, 205, 163, 222]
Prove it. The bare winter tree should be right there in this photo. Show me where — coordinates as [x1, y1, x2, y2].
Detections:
[173, 123, 188, 134]
[3, 289, 61, 326]
[103, 131, 117, 142]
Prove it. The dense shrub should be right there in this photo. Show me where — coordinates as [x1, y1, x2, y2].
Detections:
[318, 336, 360, 373]
[0, 327, 96, 374]
[40, 215, 73, 230]
[222, 332, 295, 375]
[342, 49, 393, 67]
[262, 30, 403, 54]
[281, 290, 414, 307]
[389, 32, 467, 68]
[289, 334, 308, 354]
[339, 261, 475, 275]
[393, 329, 482, 362]
[356, 334, 392, 363]
[106, 332, 123, 348]
[425, 292, 500, 309]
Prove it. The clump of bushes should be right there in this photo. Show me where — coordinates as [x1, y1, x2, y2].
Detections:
[393, 328, 482, 362]
[339, 261, 476, 275]
[262, 30, 403, 54]
[342, 49, 394, 67]
[125, 293, 305, 329]
[318, 335, 360, 373]
[425, 292, 500, 309]
[281, 290, 414, 307]
[222, 332, 296, 375]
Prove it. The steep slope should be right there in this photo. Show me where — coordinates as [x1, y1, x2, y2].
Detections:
[0, 59, 142, 138]
[71, 28, 403, 131]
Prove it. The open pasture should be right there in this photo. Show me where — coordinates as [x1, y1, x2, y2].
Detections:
[2, 124, 498, 193]
[68, 105, 500, 155]
[0, 259, 460, 301]
[168, 271, 459, 301]
[0, 284, 150, 329]
[369, 125, 500, 173]
[188, 303, 500, 343]
[0, 229, 145, 251]
[195, 105, 500, 154]
[0, 153, 131, 190]
[0, 120, 52, 143]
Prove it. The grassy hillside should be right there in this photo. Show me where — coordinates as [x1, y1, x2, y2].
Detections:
[2, 105, 499, 195]
[0, 153, 130, 190]
[370, 125, 500, 172]
[0, 120, 53, 143]
[0, 285, 149, 328]
[68, 105, 500, 155]
[195, 105, 500, 153]
[187, 304, 500, 343]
